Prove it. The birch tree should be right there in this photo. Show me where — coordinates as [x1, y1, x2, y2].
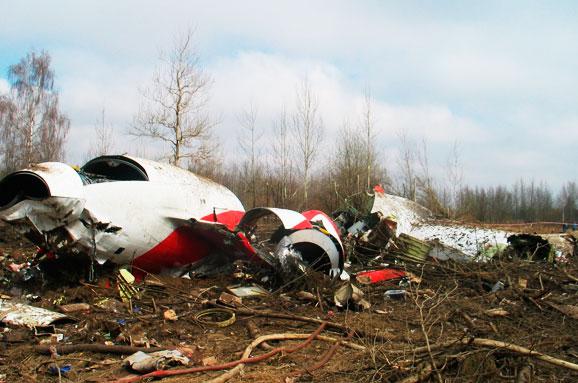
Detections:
[360, 89, 376, 190]
[131, 31, 212, 167]
[272, 108, 294, 207]
[237, 104, 262, 208]
[293, 79, 323, 209]
[87, 108, 115, 159]
[0, 50, 69, 173]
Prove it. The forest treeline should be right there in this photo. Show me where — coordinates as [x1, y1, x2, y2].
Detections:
[202, 161, 578, 225]
[1, 46, 576, 225]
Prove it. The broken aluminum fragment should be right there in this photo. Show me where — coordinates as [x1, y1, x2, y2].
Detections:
[0, 300, 68, 328]
[123, 350, 189, 373]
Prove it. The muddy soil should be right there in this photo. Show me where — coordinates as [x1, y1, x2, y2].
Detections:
[0, 227, 577, 383]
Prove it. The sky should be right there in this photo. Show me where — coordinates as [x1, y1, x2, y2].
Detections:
[0, 0, 577, 189]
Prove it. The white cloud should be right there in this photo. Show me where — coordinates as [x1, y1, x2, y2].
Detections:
[209, 52, 485, 152]
[1, 1, 577, 187]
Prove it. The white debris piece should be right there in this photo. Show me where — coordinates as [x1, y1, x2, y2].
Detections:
[370, 192, 511, 258]
[409, 223, 510, 258]
[0, 300, 68, 328]
[123, 350, 190, 373]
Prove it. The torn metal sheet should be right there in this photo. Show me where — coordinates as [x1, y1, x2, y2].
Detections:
[369, 189, 431, 235]
[427, 240, 474, 262]
[366, 188, 575, 261]
[334, 283, 371, 310]
[227, 284, 269, 298]
[0, 299, 69, 328]
[369, 189, 510, 259]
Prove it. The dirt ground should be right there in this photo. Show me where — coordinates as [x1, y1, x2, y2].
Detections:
[0, 225, 577, 383]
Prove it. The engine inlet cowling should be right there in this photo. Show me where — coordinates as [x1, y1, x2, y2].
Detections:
[0, 172, 50, 209]
[0, 162, 85, 211]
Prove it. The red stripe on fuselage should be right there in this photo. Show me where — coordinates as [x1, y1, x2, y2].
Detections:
[132, 226, 210, 276]
[132, 210, 247, 277]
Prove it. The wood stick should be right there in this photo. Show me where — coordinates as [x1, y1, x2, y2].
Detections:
[391, 337, 578, 372]
[35, 344, 166, 355]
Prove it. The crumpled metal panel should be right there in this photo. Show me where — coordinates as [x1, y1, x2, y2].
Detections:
[301, 210, 344, 252]
[0, 197, 85, 233]
[370, 190, 431, 235]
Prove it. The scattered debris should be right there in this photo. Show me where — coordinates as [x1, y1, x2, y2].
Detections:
[485, 308, 510, 317]
[384, 289, 407, 300]
[201, 356, 218, 367]
[218, 292, 242, 307]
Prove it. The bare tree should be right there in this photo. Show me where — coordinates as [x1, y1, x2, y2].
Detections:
[87, 108, 115, 159]
[237, 104, 263, 208]
[292, 79, 323, 209]
[332, 120, 365, 197]
[558, 181, 577, 223]
[189, 140, 225, 182]
[131, 30, 212, 167]
[444, 141, 463, 217]
[0, 98, 18, 172]
[395, 129, 417, 201]
[271, 108, 295, 207]
[394, 131, 444, 212]
[360, 89, 376, 190]
[0, 50, 69, 173]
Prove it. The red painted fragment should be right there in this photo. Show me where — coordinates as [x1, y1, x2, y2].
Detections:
[302, 210, 340, 235]
[132, 226, 211, 277]
[373, 184, 385, 194]
[356, 268, 406, 284]
[291, 219, 313, 230]
[200, 210, 245, 230]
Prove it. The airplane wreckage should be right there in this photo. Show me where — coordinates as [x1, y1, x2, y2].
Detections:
[0, 155, 344, 282]
[0, 155, 575, 284]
